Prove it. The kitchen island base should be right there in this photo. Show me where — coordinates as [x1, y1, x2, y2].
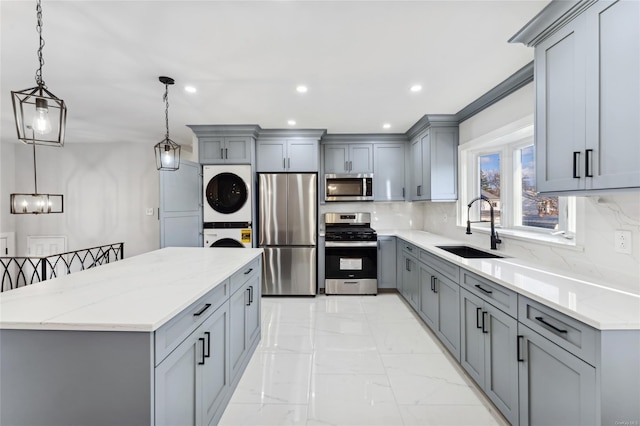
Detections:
[0, 248, 263, 426]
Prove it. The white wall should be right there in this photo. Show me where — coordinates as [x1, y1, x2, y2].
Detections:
[8, 141, 160, 257]
[420, 83, 640, 293]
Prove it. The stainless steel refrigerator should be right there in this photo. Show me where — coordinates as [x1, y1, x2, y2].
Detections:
[258, 173, 317, 296]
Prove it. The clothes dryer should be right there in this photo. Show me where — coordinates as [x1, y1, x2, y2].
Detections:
[203, 165, 252, 224]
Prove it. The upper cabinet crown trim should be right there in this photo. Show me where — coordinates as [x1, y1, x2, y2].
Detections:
[257, 128, 327, 140]
[187, 124, 261, 138]
[322, 133, 408, 144]
[509, 0, 598, 47]
[405, 114, 458, 140]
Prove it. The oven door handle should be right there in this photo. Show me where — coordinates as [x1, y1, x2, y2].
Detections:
[324, 241, 378, 248]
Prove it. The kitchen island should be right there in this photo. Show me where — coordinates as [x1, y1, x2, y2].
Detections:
[0, 247, 263, 426]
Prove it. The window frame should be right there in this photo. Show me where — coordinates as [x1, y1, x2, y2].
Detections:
[458, 119, 576, 243]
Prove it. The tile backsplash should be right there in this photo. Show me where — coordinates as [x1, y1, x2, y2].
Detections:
[319, 201, 419, 233]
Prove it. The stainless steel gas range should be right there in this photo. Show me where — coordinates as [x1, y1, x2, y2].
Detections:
[324, 212, 377, 295]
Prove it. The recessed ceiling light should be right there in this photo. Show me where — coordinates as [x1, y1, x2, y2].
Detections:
[296, 85, 308, 93]
[383, 123, 391, 129]
[184, 85, 197, 93]
[288, 120, 296, 126]
[410, 84, 422, 92]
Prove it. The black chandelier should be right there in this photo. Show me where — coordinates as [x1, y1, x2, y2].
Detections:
[154, 76, 181, 171]
[11, 0, 67, 147]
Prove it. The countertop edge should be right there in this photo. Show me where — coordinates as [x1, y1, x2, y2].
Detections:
[381, 230, 640, 331]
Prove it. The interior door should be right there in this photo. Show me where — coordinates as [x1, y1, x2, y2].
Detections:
[160, 160, 202, 248]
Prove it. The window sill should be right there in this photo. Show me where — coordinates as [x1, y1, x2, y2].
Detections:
[463, 225, 584, 252]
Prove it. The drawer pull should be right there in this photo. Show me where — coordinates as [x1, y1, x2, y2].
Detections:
[406, 246, 413, 252]
[474, 284, 493, 295]
[198, 338, 206, 365]
[535, 316, 568, 333]
[244, 268, 253, 275]
[193, 303, 212, 317]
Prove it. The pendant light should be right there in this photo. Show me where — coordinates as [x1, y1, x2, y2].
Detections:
[154, 76, 181, 171]
[11, 0, 67, 147]
[10, 127, 64, 214]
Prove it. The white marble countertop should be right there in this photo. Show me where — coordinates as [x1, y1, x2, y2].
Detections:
[376, 229, 640, 330]
[0, 247, 263, 332]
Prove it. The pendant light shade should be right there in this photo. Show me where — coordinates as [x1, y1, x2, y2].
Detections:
[154, 76, 181, 171]
[11, 0, 67, 147]
[10, 193, 63, 214]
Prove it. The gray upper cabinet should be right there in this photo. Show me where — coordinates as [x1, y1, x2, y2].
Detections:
[406, 115, 459, 201]
[323, 143, 373, 174]
[257, 130, 325, 172]
[512, 0, 640, 193]
[188, 125, 259, 165]
[199, 136, 252, 164]
[373, 143, 406, 201]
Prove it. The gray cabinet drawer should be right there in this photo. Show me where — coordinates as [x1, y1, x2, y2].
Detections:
[461, 270, 517, 318]
[154, 280, 229, 365]
[419, 249, 459, 283]
[519, 296, 597, 366]
[401, 242, 419, 257]
[231, 258, 260, 295]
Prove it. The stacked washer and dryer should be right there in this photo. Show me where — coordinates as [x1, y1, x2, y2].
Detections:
[202, 165, 253, 248]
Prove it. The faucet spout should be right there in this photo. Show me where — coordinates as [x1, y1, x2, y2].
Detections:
[466, 195, 502, 250]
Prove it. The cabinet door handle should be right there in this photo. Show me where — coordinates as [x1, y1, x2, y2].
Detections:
[573, 151, 581, 178]
[433, 277, 438, 294]
[246, 288, 251, 306]
[402, 187, 405, 198]
[244, 268, 253, 275]
[288, 157, 291, 169]
[284, 158, 287, 169]
[482, 311, 489, 333]
[417, 185, 422, 197]
[350, 161, 353, 171]
[345, 161, 349, 172]
[474, 284, 493, 295]
[476, 307, 483, 329]
[249, 285, 254, 303]
[225, 148, 228, 159]
[193, 303, 212, 317]
[517, 335, 524, 362]
[535, 316, 568, 333]
[198, 338, 206, 365]
[406, 259, 411, 272]
[220, 148, 224, 159]
[585, 149, 593, 178]
[430, 276, 435, 292]
[204, 331, 211, 358]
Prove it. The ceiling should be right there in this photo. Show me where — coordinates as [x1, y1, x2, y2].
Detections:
[0, 0, 548, 149]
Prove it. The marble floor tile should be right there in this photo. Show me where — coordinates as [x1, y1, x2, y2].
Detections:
[219, 293, 506, 426]
[219, 403, 308, 426]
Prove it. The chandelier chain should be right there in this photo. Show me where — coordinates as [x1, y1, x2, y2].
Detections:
[35, 0, 46, 87]
[163, 84, 170, 140]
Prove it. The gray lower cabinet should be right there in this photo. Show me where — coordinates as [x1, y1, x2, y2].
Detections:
[229, 269, 261, 383]
[400, 245, 420, 310]
[155, 302, 229, 426]
[377, 236, 397, 289]
[517, 323, 596, 426]
[419, 264, 460, 361]
[373, 143, 406, 201]
[460, 287, 519, 425]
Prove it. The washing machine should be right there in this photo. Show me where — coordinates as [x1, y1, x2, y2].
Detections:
[203, 165, 252, 224]
[203, 226, 252, 248]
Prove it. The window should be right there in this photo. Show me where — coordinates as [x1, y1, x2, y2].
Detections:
[460, 121, 575, 242]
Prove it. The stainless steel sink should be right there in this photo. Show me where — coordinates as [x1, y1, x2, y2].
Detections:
[436, 245, 503, 259]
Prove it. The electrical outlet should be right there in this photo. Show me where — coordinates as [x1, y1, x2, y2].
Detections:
[614, 230, 632, 254]
[145, 208, 154, 216]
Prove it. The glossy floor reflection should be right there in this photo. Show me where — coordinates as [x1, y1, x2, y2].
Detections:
[219, 293, 508, 426]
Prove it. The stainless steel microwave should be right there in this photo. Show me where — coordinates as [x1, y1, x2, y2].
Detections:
[325, 174, 373, 202]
